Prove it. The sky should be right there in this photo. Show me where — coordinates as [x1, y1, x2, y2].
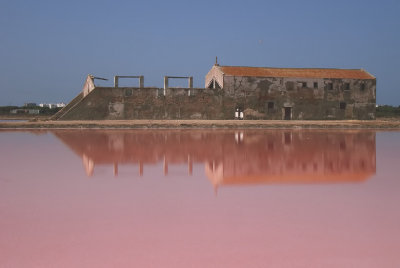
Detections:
[0, 0, 399, 106]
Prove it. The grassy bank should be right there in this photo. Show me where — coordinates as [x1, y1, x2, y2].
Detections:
[376, 105, 400, 118]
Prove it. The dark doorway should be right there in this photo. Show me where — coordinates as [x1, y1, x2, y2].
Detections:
[284, 107, 292, 120]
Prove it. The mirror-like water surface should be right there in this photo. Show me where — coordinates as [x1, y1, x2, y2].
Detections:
[0, 129, 399, 267]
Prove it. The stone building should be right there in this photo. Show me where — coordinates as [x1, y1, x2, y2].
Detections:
[205, 64, 376, 120]
[54, 63, 376, 120]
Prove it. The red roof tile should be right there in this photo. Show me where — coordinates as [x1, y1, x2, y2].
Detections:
[219, 66, 375, 79]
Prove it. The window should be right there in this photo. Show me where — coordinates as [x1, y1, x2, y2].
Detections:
[327, 83, 333, 90]
[360, 83, 365, 91]
[340, 102, 346, 110]
[313, 82, 318, 89]
[302, 82, 307, 88]
[344, 83, 350, 91]
[207, 79, 221, 89]
[286, 81, 295, 91]
[125, 89, 133, 97]
[266, 102, 274, 114]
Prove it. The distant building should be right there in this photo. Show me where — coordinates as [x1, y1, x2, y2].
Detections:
[205, 64, 376, 120]
[56, 103, 66, 108]
[24, 103, 37, 107]
[39, 103, 66, 109]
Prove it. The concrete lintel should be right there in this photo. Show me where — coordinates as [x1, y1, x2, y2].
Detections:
[164, 76, 193, 89]
[115, 76, 143, 78]
[283, 102, 293, 107]
[167, 76, 191, 79]
[114, 75, 144, 88]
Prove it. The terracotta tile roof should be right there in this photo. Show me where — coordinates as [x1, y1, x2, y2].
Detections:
[219, 66, 375, 79]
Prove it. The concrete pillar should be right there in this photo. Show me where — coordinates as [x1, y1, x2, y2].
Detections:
[114, 76, 119, 88]
[139, 76, 144, 88]
[164, 76, 168, 89]
[188, 76, 193, 88]
[163, 76, 168, 96]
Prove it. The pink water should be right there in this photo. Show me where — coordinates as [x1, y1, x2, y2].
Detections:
[0, 130, 399, 267]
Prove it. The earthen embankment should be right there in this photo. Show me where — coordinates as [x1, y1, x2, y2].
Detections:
[0, 119, 400, 129]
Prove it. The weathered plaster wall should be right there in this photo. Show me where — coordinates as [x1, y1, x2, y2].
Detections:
[223, 75, 376, 120]
[61, 87, 236, 120]
[62, 75, 376, 120]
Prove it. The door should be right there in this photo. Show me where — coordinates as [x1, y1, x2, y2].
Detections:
[284, 107, 292, 120]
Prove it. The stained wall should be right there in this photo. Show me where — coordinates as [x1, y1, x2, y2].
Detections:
[222, 75, 376, 120]
[61, 87, 236, 120]
[61, 73, 376, 120]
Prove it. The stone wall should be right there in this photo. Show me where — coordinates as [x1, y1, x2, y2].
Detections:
[61, 87, 236, 120]
[61, 75, 376, 120]
[222, 76, 376, 120]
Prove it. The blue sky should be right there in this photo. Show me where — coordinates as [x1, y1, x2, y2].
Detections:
[0, 0, 399, 105]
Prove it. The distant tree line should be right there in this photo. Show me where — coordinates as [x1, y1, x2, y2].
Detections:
[0, 106, 18, 114]
[0, 105, 62, 115]
[376, 105, 400, 118]
[38, 106, 62, 115]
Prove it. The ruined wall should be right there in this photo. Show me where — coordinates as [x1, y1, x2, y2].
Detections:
[82, 75, 95, 97]
[61, 87, 236, 120]
[222, 75, 376, 120]
[62, 74, 376, 120]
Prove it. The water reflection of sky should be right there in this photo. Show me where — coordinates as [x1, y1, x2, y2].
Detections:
[0, 130, 399, 267]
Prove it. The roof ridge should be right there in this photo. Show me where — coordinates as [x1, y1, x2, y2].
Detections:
[220, 65, 364, 71]
[218, 65, 375, 79]
[360, 68, 376, 79]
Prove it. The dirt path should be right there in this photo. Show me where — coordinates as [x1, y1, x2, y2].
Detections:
[1, 119, 400, 129]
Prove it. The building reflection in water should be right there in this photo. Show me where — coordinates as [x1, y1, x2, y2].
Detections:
[52, 130, 376, 187]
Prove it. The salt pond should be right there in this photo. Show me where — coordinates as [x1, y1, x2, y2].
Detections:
[0, 119, 27, 122]
[0, 129, 399, 267]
